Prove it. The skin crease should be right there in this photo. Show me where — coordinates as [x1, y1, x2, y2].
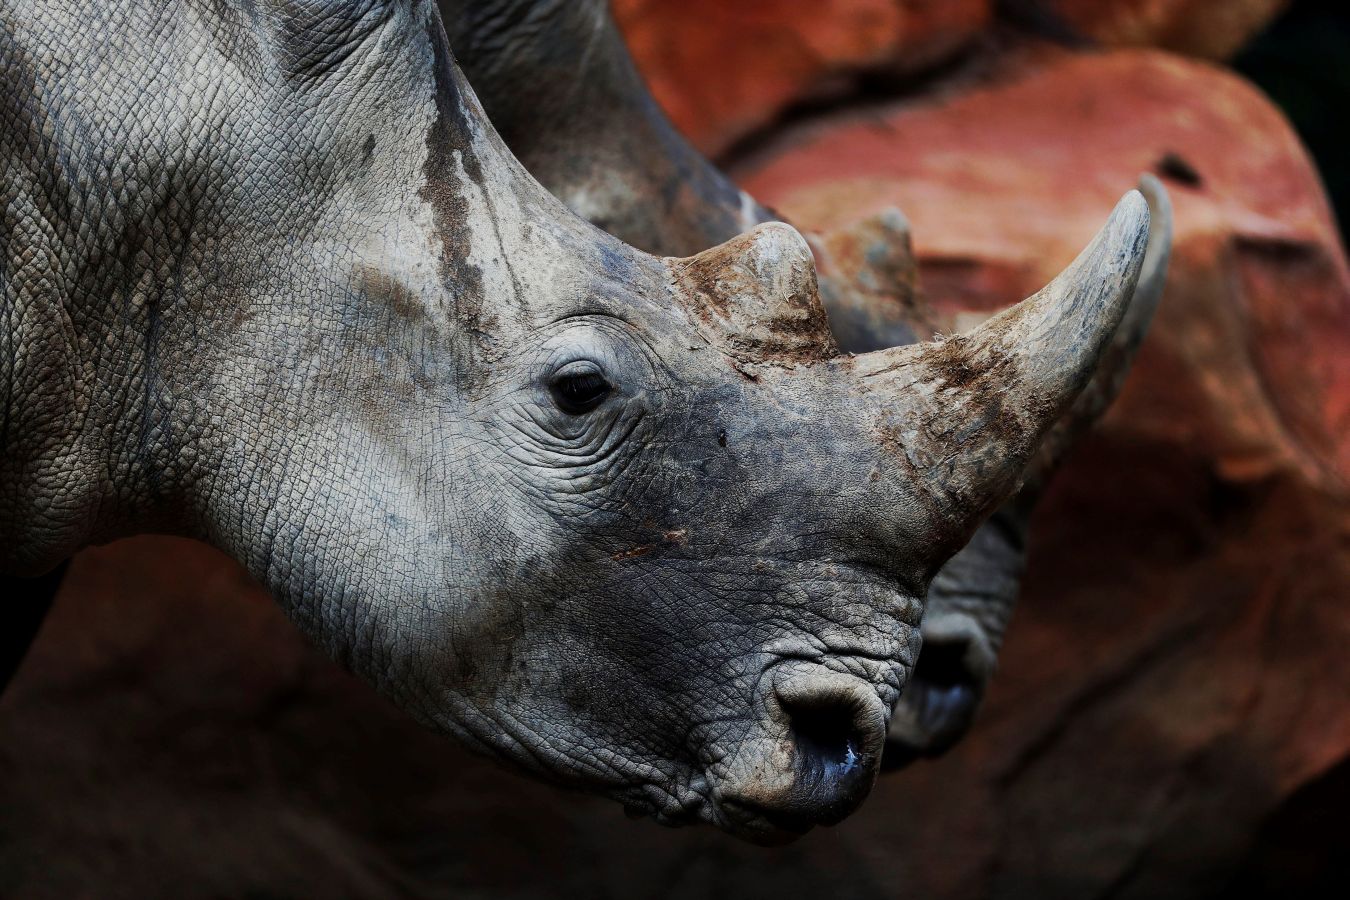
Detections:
[1, 0, 1150, 842]
[434, 0, 1173, 764]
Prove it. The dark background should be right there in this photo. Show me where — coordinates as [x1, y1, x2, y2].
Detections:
[1236, 0, 1350, 228]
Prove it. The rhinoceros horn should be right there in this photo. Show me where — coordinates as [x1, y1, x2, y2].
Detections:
[1020, 174, 1173, 491]
[674, 190, 1149, 558]
[851, 190, 1150, 551]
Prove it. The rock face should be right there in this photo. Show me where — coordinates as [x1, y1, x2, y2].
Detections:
[611, 0, 1290, 154]
[612, 0, 992, 154]
[2, 12, 1347, 900]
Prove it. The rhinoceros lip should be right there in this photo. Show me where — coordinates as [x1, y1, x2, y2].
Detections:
[622, 786, 812, 842]
[623, 792, 810, 844]
[714, 797, 816, 845]
[616, 774, 713, 831]
[626, 759, 887, 842]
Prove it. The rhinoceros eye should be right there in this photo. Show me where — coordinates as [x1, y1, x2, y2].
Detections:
[549, 361, 612, 415]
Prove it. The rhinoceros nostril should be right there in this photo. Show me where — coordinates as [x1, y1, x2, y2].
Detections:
[782, 697, 866, 783]
[881, 634, 984, 770]
[909, 638, 981, 732]
[716, 668, 886, 840]
[773, 675, 886, 826]
[913, 636, 975, 689]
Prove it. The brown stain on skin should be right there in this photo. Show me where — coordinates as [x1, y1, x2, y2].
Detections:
[867, 305, 1054, 540]
[667, 255, 734, 319]
[922, 334, 985, 390]
[873, 419, 910, 462]
[353, 264, 426, 324]
[917, 328, 1051, 462]
[613, 545, 654, 561]
[417, 20, 502, 390]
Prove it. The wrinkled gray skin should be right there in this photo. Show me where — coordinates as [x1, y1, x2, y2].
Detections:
[435, 0, 1172, 765]
[1, 0, 1151, 842]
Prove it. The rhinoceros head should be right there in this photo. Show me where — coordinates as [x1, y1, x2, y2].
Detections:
[1, 1, 1149, 842]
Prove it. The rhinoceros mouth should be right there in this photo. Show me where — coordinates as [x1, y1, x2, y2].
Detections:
[619, 775, 831, 845]
[609, 660, 896, 842]
[615, 775, 714, 831]
[712, 798, 818, 845]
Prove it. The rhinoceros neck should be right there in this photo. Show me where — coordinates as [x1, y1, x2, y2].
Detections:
[0, 26, 171, 573]
[0, 265, 155, 574]
[442, 0, 773, 258]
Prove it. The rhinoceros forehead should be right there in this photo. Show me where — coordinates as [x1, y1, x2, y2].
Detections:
[271, 2, 667, 344]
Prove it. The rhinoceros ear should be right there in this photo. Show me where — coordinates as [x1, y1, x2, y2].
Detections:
[853, 190, 1152, 552]
[667, 222, 839, 367]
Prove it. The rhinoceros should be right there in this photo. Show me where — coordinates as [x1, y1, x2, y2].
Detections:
[433, 0, 1173, 763]
[2, 0, 1154, 842]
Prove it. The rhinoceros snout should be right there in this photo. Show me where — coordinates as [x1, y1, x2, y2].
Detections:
[715, 664, 887, 843]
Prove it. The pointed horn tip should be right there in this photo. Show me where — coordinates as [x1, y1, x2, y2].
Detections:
[1021, 188, 1150, 324]
[1094, 187, 1152, 284]
[847, 187, 1156, 549]
[1136, 173, 1172, 218]
[1135, 172, 1175, 271]
[961, 187, 1150, 386]
[1112, 187, 1152, 240]
[1136, 173, 1174, 236]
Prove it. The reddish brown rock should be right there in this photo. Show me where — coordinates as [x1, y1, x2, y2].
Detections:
[612, 0, 992, 154]
[1050, 0, 1291, 60]
[613, 0, 1283, 157]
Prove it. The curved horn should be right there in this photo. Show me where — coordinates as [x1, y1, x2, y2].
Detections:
[1131, 174, 1174, 356]
[1021, 175, 1174, 491]
[854, 190, 1151, 549]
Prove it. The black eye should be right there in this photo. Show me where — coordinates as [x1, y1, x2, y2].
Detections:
[549, 362, 612, 415]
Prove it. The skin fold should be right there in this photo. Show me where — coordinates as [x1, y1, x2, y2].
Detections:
[435, 0, 1173, 765]
[2, 0, 1151, 842]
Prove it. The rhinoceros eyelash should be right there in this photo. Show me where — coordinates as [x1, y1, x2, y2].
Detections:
[548, 361, 613, 416]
